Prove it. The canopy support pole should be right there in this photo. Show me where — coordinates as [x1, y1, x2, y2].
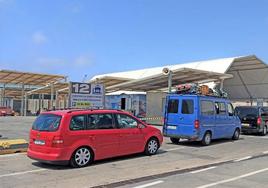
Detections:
[21, 84, 24, 116]
[168, 71, 173, 93]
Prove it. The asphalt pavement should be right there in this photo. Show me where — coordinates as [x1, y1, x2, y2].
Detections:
[0, 117, 268, 188]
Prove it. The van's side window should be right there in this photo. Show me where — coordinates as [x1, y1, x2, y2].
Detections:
[227, 103, 234, 116]
[215, 102, 226, 115]
[168, 99, 179, 113]
[182, 99, 194, 114]
[88, 114, 114, 129]
[70, 115, 86, 130]
[201, 100, 214, 116]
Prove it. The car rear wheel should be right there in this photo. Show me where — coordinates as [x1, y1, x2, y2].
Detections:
[145, 138, 159, 155]
[261, 125, 267, 136]
[232, 128, 240, 140]
[201, 132, 211, 146]
[70, 147, 93, 168]
[170, 137, 180, 144]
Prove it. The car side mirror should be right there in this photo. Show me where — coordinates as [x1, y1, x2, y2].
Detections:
[138, 123, 144, 129]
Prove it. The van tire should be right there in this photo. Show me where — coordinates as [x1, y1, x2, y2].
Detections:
[70, 147, 94, 168]
[144, 137, 159, 156]
[170, 137, 180, 144]
[232, 128, 240, 140]
[201, 132, 211, 146]
[261, 125, 267, 136]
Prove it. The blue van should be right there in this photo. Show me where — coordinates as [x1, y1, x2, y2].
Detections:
[163, 94, 241, 145]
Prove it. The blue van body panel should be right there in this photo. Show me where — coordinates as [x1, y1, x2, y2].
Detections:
[163, 94, 241, 142]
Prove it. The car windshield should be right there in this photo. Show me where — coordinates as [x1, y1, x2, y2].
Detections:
[235, 107, 259, 119]
[32, 114, 62, 131]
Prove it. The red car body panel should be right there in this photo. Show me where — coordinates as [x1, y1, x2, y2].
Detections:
[27, 110, 163, 164]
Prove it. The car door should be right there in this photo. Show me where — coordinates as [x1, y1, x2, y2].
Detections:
[115, 113, 145, 155]
[164, 96, 180, 135]
[86, 113, 120, 160]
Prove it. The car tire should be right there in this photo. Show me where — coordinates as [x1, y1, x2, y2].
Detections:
[232, 128, 240, 140]
[261, 125, 267, 136]
[70, 147, 93, 168]
[145, 137, 159, 156]
[170, 137, 180, 144]
[201, 132, 211, 146]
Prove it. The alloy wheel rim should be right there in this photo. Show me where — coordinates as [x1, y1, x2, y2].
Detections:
[205, 134, 211, 144]
[148, 140, 158, 154]
[75, 148, 91, 166]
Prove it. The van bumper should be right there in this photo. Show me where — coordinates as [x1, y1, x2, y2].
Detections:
[163, 133, 200, 141]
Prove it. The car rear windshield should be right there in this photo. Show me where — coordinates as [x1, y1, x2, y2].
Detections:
[235, 107, 259, 119]
[32, 114, 62, 131]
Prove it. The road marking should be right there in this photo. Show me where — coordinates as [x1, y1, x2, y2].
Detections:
[0, 169, 46, 178]
[0, 153, 24, 158]
[196, 167, 268, 188]
[165, 147, 185, 151]
[190, 166, 217, 174]
[233, 156, 252, 162]
[263, 151, 268, 154]
[133, 180, 164, 188]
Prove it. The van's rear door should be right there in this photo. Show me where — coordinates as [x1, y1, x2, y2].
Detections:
[164, 95, 197, 137]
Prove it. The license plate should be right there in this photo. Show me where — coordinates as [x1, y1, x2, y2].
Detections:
[34, 140, 45, 145]
[242, 123, 250, 127]
[167, 126, 177, 130]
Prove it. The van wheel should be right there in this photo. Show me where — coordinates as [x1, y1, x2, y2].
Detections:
[232, 128, 240, 140]
[261, 126, 267, 136]
[70, 147, 93, 168]
[201, 132, 211, 146]
[145, 138, 159, 156]
[170, 137, 180, 144]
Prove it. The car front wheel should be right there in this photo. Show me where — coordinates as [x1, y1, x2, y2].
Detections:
[145, 138, 159, 155]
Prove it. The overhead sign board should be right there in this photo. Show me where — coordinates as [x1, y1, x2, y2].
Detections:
[69, 82, 104, 109]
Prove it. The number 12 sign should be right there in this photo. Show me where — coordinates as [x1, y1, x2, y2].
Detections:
[69, 82, 104, 109]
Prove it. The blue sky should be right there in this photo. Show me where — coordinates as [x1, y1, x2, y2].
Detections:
[0, 0, 268, 81]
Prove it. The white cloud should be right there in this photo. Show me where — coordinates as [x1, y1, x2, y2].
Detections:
[74, 55, 92, 67]
[32, 31, 47, 45]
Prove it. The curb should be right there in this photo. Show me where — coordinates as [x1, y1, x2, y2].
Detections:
[0, 139, 28, 155]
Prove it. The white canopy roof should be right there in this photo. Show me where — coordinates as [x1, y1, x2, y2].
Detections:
[90, 55, 268, 100]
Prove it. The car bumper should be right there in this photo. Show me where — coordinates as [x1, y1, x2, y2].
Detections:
[241, 127, 262, 134]
[27, 147, 70, 164]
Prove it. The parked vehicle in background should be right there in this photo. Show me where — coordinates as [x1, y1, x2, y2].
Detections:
[0, 106, 15, 116]
[235, 106, 268, 136]
[163, 94, 241, 146]
[27, 109, 163, 168]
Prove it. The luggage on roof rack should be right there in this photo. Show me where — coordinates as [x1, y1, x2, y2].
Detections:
[174, 83, 228, 98]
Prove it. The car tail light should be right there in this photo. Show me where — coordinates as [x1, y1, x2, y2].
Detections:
[194, 120, 200, 129]
[257, 117, 262, 126]
[52, 136, 64, 147]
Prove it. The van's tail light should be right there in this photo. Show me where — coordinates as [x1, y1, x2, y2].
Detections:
[194, 120, 200, 129]
[257, 117, 262, 126]
[52, 136, 64, 147]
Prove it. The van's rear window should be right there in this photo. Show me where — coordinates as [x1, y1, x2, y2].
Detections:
[168, 99, 179, 113]
[182, 99, 194, 114]
[32, 114, 61, 131]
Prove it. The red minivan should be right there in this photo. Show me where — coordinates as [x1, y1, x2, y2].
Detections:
[27, 109, 163, 167]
